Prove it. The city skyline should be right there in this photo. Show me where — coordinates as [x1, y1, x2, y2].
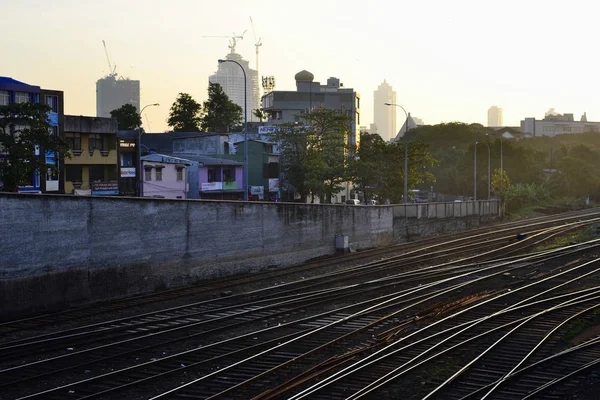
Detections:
[4, 0, 600, 133]
[373, 80, 396, 141]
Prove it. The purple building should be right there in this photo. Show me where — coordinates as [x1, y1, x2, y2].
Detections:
[192, 156, 244, 200]
[141, 153, 193, 199]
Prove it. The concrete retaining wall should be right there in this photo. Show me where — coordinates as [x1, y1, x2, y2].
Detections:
[0, 194, 501, 319]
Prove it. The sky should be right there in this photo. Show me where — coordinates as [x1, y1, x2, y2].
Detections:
[3, 0, 600, 133]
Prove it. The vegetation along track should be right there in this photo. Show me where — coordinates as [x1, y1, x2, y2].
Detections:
[2, 209, 600, 399]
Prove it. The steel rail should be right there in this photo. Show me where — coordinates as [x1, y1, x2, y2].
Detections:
[285, 256, 600, 399]
[151, 244, 600, 399]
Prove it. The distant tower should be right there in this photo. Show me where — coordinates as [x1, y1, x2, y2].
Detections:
[96, 41, 140, 118]
[373, 80, 396, 141]
[209, 52, 260, 123]
[96, 76, 140, 118]
[488, 106, 503, 127]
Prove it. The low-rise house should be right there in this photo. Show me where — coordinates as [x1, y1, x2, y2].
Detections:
[189, 156, 244, 200]
[63, 115, 119, 195]
[141, 153, 193, 199]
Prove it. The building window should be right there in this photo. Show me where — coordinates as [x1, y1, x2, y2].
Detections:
[88, 133, 104, 151]
[45, 95, 59, 112]
[176, 168, 183, 181]
[15, 92, 30, 104]
[145, 168, 152, 181]
[0, 91, 9, 105]
[120, 152, 133, 167]
[89, 165, 104, 182]
[65, 132, 82, 151]
[208, 168, 216, 182]
[223, 166, 234, 182]
[156, 167, 163, 181]
[65, 165, 82, 182]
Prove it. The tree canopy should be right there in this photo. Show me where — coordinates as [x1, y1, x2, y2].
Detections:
[269, 109, 350, 203]
[110, 103, 141, 130]
[0, 102, 70, 192]
[201, 83, 243, 132]
[349, 132, 438, 203]
[167, 93, 202, 132]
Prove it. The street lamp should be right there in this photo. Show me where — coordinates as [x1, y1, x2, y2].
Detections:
[476, 141, 491, 200]
[385, 103, 409, 204]
[219, 58, 248, 201]
[138, 103, 159, 197]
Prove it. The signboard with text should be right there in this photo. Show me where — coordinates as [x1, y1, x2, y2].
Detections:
[201, 182, 223, 191]
[91, 182, 119, 196]
[120, 167, 136, 178]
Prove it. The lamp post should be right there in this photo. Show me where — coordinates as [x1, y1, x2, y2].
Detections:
[476, 141, 491, 200]
[384, 103, 409, 204]
[138, 103, 159, 197]
[500, 137, 503, 194]
[218, 59, 248, 201]
[474, 135, 477, 201]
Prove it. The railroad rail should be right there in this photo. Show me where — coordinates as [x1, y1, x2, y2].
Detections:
[1, 209, 600, 399]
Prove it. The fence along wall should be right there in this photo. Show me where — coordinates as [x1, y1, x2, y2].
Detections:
[0, 194, 501, 318]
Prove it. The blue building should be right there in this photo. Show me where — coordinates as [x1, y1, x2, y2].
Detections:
[0, 77, 64, 193]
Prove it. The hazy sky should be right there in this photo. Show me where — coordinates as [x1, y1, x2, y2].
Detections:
[3, 0, 599, 132]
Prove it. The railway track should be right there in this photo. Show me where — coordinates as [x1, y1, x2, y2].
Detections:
[1, 210, 600, 399]
[2, 207, 598, 334]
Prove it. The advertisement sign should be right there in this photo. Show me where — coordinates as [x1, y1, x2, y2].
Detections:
[120, 167, 136, 178]
[47, 112, 59, 127]
[258, 126, 280, 135]
[268, 178, 279, 192]
[91, 182, 119, 196]
[201, 182, 223, 191]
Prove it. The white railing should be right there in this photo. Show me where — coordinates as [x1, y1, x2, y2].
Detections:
[392, 200, 501, 219]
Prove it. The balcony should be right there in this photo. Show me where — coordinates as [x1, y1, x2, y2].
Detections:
[65, 149, 117, 165]
[200, 181, 239, 191]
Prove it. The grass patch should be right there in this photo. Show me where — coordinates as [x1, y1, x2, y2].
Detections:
[560, 309, 600, 343]
[533, 225, 600, 252]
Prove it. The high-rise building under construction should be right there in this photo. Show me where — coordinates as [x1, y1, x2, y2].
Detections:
[96, 76, 140, 118]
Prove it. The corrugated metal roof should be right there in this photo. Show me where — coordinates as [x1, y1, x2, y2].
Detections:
[141, 153, 195, 165]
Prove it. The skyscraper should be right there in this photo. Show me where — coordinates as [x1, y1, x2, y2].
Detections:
[209, 52, 260, 123]
[488, 106, 503, 127]
[373, 80, 396, 141]
[96, 76, 140, 118]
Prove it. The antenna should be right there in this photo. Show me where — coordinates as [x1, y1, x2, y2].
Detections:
[102, 40, 117, 77]
[203, 30, 247, 54]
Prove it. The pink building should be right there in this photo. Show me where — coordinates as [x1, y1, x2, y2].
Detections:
[141, 154, 193, 199]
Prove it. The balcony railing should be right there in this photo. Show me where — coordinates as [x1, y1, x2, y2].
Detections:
[66, 149, 117, 164]
[200, 181, 238, 191]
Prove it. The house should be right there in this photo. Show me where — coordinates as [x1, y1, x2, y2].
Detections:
[63, 115, 119, 195]
[181, 155, 244, 200]
[141, 153, 193, 199]
[0, 76, 64, 193]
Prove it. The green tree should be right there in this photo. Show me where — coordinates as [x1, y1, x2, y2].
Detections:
[550, 157, 600, 198]
[253, 108, 265, 122]
[491, 168, 512, 200]
[201, 83, 243, 132]
[167, 93, 202, 132]
[110, 103, 141, 130]
[348, 132, 387, 202]
[0, 102, 70, 192]
[270, 109, 350, 203]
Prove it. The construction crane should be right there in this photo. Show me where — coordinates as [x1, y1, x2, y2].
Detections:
[102, 40, 117, 77]
[249, 17, 262, 73]
[203, 30, 247, 54]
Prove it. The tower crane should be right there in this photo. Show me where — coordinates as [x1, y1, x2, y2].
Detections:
[249, 17, 262, 73]
[203, 30, 247, 54]
[102, 40, 117, 77]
